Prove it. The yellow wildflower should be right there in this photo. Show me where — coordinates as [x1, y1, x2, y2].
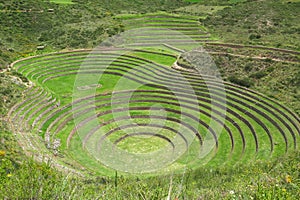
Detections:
[7, 174, 12, 177]
[285, 175, 292, 183]
[282, 188, 286, 193]
[0, 150, 6, 157]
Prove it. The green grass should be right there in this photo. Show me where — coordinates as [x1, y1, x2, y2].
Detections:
[1, 149, 299, 199]
[49, 0, 75, 4]
[131, 51, 176, 66]
[10, 48, 299, 176]
[116, 11, 199, 20]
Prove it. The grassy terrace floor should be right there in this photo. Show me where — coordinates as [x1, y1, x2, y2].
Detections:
[49, 0, 74, 4]
[8, 47, 300, 176]
[115, 12, 216, 50]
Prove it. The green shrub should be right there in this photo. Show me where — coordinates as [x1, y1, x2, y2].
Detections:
[250, 70, 268, 79]
[228, 75, 253, 87]
[244, 63, 253, 72]
[249, 33, 261, 40]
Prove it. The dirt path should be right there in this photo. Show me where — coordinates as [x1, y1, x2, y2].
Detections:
[205, 42, 300, 55]
[207, 51, 299, 64]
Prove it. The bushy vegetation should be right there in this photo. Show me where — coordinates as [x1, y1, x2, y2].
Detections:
[0, 0, 195, 69]
[0, 73, 24, 116]
[208, 47, 300, 116]
[203, 0, 300, 50]
[0, 0, 123, 68]
[227, 75, 253, 88]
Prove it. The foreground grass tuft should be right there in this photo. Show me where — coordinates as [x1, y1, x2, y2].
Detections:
[0, 150, 299, 199]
